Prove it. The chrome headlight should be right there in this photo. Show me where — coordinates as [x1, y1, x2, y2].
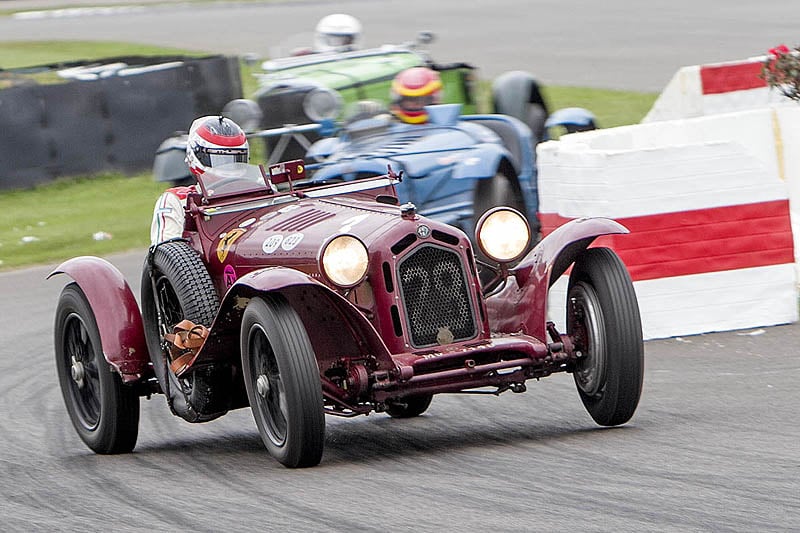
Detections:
[221, 98, 263, 132]
[320, 235, 369, 287]
[475, 207, 531, 263]
[303, 87, 343, 122]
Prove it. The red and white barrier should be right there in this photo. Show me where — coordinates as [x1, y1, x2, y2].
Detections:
[537, 108, 798, 340]
[643, 56, 793, 122]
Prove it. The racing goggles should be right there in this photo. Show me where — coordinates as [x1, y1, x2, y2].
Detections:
[194, 145, 248, 168]
[322, 34, 355, 48]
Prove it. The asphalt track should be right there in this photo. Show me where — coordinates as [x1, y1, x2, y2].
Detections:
[0, 0, 799, 91]
[1, 1, 799, 531]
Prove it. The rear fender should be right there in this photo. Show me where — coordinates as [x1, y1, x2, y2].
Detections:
[48, 256, 149, 382]
[484, 218, 629, 340]
[195, 267, 395, 373]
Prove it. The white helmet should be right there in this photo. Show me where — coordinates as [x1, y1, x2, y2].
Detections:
[185, 116, 249, 176]
[314, 13, 362, 52]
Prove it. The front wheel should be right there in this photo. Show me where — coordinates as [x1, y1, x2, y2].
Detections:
[54, 283, 140, 453]
[241, 295, 325, 468]
[567, 247, 643, 426]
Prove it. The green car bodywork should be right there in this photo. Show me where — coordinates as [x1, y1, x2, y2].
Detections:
[251, 47, 477, 158]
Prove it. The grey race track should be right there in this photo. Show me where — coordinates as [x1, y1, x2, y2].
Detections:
[1, 1, 799, 530]
[0, 0, 799, 91]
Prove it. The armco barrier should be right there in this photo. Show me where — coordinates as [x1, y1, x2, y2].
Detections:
[0, 55, 242, 190]
[537, 107, 799, 340]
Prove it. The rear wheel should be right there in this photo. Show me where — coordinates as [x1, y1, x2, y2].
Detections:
[567, 247, 643, 426]
[141, 241, 229, 422]
[54, 283, 139, 453]
[385, 395, 433, 418]
[241, 295, 325, 468]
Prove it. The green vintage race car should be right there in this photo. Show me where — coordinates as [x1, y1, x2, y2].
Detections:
[249, 33, 548, 159]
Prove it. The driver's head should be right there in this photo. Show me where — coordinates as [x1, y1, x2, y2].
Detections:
[314, 13, 362, 52]
[185, 116, 249, 176]
[390, 67, 443, 124]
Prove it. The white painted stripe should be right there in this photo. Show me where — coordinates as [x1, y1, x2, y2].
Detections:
[12, 6, 147, 19]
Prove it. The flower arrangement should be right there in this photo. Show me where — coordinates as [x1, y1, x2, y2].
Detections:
[760, 44, 800, 101]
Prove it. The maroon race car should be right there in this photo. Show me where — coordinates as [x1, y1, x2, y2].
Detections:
[50, 160, 643, 468]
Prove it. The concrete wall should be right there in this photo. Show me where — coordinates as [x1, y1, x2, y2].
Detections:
[537, 105, 800, 340]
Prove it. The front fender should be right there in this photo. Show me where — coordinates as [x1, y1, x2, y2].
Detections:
[306, 137, 341, 160]
[450, 144, 509, 180]
[194, 267, 396, 372]
[48, 256, 149, 382]
[310, 158, 395, 182]
[485, 218, 629, 340]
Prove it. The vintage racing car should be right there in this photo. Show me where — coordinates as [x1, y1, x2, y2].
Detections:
[248, 31, 553, 160]
[156, 100, 595, 248]
[303, 103, 542, 241]
[52, 160, 644, 468]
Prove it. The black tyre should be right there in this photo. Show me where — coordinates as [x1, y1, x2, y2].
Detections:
[567, 247, 644, 426]
[241, 295, 325, 468]
[385, 395, 433, 418]
[141, 241, 228, 422]
[474, 172, 526, 227]
[54, 283, 139, 453]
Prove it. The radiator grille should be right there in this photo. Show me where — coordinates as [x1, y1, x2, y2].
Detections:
[397, 244, 476, 347]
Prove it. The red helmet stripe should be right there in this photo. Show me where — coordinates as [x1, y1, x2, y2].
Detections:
[197, 124, 247, 147]
[392, 107, 428, 124]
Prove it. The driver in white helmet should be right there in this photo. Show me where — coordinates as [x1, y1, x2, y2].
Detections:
[313, 13, 362, 53]
[150, 116, 249, 246]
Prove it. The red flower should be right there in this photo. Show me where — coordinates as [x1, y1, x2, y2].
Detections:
[769, 44, 791, 56]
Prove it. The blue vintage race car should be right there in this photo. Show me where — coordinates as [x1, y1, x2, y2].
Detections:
[303, 103, 540, 238]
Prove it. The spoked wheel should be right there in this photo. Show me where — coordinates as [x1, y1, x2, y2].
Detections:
[141, 241, 229, 422]
[241, 295, 325, 468]
[54, 283, 139, 453]
[567, 247, 644, 426]
[385, 395, 433, 418]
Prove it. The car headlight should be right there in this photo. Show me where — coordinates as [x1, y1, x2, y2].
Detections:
[221, 98, 263, 132]
[475, 207, 531, 263]
[320, 235, 369, 287]
[304, 87, 343, 122]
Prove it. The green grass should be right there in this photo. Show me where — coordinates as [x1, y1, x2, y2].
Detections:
[0, 41, 658, 271]
[0, 173, 166, 270]
[544, 85, 657, 129]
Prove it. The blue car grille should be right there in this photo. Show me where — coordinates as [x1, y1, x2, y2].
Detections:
[397, 244, 477, 347]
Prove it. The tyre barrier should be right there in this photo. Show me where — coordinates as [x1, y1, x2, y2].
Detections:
[538, 106, 800, 340]
[0, 55, 242, 190]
